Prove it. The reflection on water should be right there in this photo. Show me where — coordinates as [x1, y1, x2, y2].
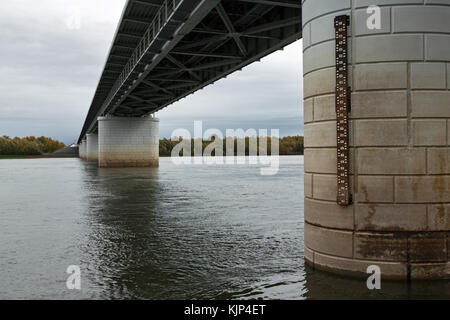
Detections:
[305, 265, 450, 300]
[0, 157, 448, 299]
[78, 158, 304, 300]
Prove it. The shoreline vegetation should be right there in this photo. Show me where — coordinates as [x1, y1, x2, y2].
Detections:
[160, 136, 304, 157]
[0, 135, 304, 159]
[0, 154, 77, 159]
[0, 136, 66, 157]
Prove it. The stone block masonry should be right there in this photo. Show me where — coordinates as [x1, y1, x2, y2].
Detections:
[303, 0, 450, 280]
[98, 116, 159, 168]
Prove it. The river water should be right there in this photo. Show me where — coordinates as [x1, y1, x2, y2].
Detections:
[0, 156, 448, 300]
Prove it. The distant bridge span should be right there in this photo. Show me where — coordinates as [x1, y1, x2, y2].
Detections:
[78, 0, 301, 143]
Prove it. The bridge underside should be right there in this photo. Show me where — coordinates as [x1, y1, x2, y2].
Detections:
[78, 0, 301, 142]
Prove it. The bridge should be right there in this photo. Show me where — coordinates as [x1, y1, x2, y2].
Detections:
[77, 0, 450, 281]
[78, 0, 301, 166]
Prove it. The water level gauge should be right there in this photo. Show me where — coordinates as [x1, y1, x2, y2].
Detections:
[334, 15, 352, 206]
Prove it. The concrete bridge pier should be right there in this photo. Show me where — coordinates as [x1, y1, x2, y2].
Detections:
[79, 139, 87, 160]
[86, 133, 99, 162]
[303, 0, 449, 280]
[97, 116, 159, 168]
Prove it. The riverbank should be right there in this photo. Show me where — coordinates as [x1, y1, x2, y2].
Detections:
[1, 154, 302, 159]
[0, 154, 78, 159]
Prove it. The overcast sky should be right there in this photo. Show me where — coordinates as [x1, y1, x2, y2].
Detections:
[0, 0, 303, 144]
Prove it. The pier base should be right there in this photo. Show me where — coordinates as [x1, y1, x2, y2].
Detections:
[98, 116, 159, 168]
[303, 0, 450, 280]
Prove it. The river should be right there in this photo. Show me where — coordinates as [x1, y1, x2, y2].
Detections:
[0, 156, 448, 299]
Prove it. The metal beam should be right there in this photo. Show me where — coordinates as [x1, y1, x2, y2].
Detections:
[189, 28, 277, 39]
[132, 0, 162, 8]
[166, 54, 201, 81]
[244, 16, 300, 34]
[176, 34, 228, 51]
[171, 51, 242, 59]
[110, 54, 131, 60]
[190, 59, 242, 70]
[216, 4, 248, 57]
[232, 0, 300, 9]
[118, 32, 144, 40]
[124, 17, 151, 25]
[145, 78, 199, 83]
[141, 80, 175, 96]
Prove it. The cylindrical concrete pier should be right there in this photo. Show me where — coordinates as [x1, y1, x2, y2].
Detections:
[98, 116, 159, 168]
[79, 139, 87, 160]
[303, 0, 449, 279]
[86, 133, 99, 162]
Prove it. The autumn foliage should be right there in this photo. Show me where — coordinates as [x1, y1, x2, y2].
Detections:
[0, 136, 66, 155]
[160, 136, 304, 157]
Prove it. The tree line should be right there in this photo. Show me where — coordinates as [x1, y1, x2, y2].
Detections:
[0, 135, 304, 157]
[159, 136, 304, 157]
[0, 136, 66, 155]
